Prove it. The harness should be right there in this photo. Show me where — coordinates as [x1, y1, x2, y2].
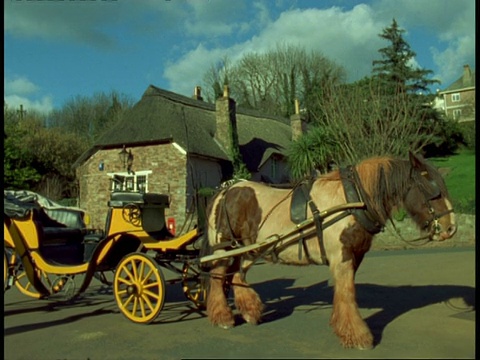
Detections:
[340, 165, 384, 234]
[211, 173, 369, 267]
[209, 163, 454, 267]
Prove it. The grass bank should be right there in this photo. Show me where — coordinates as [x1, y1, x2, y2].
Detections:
[429, 148, 475, 214]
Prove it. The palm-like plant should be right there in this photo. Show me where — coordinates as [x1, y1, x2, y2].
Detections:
[287, 126, 339, 181]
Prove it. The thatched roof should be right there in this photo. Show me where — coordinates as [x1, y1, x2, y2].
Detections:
[74, 85, 293, 171]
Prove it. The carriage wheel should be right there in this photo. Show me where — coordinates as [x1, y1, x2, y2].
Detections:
[114, 253, 165, 324]
[182, 262, 208, 309]
[15, 269, 52, 299]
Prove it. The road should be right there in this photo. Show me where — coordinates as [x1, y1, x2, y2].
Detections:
[4, 247, 475, 359]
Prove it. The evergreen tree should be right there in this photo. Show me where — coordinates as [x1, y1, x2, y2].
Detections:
[372, 18, 439, 94]
[370, 19, 463, 156]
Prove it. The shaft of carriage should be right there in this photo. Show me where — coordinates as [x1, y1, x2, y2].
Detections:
[195, 202, 366, 265]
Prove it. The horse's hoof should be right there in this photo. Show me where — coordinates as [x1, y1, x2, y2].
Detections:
[218, 324, 233, 330]
[357, 343, 374, 350]
[244, 316, 260, 325]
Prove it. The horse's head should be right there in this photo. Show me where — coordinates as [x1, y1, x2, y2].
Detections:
[404, 152, 457, 241]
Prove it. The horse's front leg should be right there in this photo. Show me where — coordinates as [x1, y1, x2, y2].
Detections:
[232, 268, 264, 325]
[329, 255, 374, 349]
[206, 260, 235, 329]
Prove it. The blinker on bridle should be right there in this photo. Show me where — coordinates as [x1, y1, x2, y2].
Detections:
[416, 170, 453, 235]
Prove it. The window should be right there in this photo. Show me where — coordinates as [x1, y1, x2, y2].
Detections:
[108, 171, 152, 193]
[451, 93, 460, 102]
[453, 109, 462, 120]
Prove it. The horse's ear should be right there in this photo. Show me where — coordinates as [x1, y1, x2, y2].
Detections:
[409, 151, 426, 170]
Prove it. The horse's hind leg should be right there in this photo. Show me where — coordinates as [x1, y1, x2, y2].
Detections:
[207, 260, 235, 329]
[232, 267, 264, 325]
[329, 253, 374, 349]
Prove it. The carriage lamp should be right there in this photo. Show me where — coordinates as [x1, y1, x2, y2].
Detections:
[119, 145, 135, 174]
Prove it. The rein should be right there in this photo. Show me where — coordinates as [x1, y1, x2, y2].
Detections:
[387, 218, 431, 246]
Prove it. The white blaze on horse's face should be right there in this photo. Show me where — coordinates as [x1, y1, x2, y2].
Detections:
[429, 196, 456, 241]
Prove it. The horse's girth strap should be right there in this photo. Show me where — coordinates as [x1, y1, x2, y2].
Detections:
[299, 185, 328, 265]
[308, 201, 329, 265]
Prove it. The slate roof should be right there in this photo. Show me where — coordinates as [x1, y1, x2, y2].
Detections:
[443, 69, 475, 92]
[74, 85, 293, 171]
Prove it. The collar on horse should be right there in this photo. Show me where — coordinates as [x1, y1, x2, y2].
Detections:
[288, 165, 384, 265]
[340, 165, 384, 235]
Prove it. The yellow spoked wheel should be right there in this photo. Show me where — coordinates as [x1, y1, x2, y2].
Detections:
[15, 269, 52, 299]
[182, 262, 208, 309]
[114, 253, 165, 324]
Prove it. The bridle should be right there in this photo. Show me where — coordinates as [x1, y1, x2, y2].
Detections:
[393, 168, 454, 245]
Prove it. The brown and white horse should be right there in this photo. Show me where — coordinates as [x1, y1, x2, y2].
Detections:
[203, 152, 457, 349]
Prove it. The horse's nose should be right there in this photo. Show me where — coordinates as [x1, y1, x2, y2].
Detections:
[447, 224, 457, 237]
[441, 224, 457, 240]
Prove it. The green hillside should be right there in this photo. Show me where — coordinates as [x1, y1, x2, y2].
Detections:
[429, 149, 475, 214]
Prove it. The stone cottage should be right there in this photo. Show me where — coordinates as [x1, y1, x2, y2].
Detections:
[73, 84, 306, 233]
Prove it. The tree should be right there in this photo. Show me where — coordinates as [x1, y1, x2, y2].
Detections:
[4, 91, 133, 199]
[4, 105, 44, 190]
[4, 102, 89, 198]
[202, 44, 345, 119]
[310, 79, 441, 164]
[372, 18, 440, 94]
[47, 91, 134, 146]
[371, 18, 463, 157]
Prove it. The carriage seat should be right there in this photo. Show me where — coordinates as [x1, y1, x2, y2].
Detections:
[36, 223, 86, 265]
[108, 192, 170, 208]
[42, 226, 86, 244]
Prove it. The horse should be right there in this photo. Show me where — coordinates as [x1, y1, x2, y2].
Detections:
[203, 152, 457, 350]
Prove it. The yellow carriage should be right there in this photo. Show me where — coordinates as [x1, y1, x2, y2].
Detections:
[4, 191, 208, 324]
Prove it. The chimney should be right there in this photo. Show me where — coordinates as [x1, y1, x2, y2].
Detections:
[215, 85, 238, 155]
[290, 99, 307, 141]
[192, 86, 203, 101]
[462, 65, 472, 87]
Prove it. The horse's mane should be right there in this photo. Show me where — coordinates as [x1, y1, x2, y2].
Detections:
[355, 156, 410, 224]
[355, 155, 446, 224]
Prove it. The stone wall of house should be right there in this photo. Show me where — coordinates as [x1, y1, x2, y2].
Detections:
[77, 143, 188, 234]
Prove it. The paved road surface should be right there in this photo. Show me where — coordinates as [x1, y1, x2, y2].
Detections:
[4, 247, 475, 359]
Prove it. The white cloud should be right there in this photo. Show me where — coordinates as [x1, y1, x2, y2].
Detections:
[163, 44, 230, 96]
[4, 76, 39, 95]
[432, 34, 475, 85]
[4, 0, 187, 49]
[4, 1, 119, 48]
[164, 4, 386, 91]
[4, 76, 53, 114]
[4, 94, 54, 115]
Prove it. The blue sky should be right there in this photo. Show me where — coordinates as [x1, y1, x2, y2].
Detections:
[4, 0, 475, 114]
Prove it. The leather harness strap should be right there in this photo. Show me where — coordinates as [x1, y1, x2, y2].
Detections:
[340, 165, 384, 234]
[299, 183, 329, 265]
